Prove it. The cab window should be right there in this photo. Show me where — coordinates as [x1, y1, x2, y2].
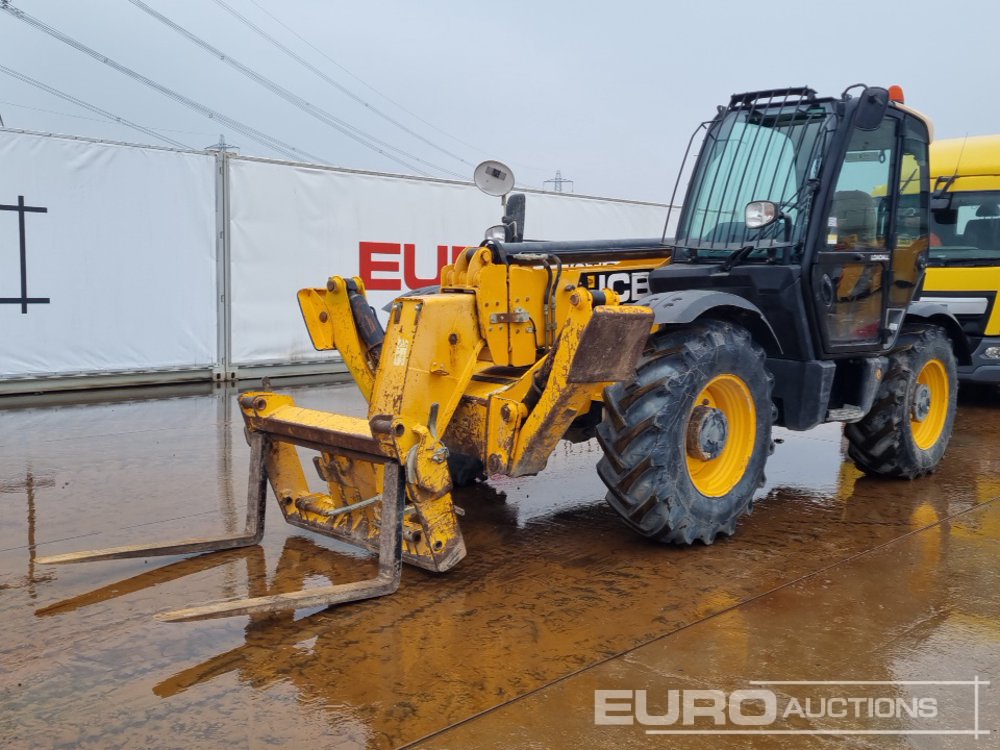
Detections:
[825, 119, 897, 251]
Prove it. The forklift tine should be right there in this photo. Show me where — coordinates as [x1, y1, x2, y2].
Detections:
[36, 433, 269, 565]
[155, 461, 405, 622]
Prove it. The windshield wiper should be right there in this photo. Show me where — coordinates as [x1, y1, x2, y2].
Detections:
[719, 245, 756, 272]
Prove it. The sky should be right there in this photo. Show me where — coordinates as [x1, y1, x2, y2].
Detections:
[1, 0, 998, 203]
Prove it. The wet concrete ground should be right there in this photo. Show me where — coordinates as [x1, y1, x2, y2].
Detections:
[0, 380, 997, 749]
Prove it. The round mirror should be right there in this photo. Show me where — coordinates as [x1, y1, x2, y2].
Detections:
[473, 160, 515, 197]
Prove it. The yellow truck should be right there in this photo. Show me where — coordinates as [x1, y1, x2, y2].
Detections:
[920, 135, 1000, 382]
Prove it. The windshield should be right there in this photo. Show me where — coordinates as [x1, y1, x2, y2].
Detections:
[675, 101, 835, 259]
[929, 189, 1000, 265]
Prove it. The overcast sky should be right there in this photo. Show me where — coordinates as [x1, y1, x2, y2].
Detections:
[2, 0, 998, 203]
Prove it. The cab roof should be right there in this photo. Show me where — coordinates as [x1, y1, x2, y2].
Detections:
[931, 135, 1000, 188]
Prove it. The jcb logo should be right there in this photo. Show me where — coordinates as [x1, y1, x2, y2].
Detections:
[579, 270, 651, 303]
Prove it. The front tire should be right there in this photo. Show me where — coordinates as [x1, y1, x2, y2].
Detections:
[845, 325, 957, 478]
[597, 320, 774, 544]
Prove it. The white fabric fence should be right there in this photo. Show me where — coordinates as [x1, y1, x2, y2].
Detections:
[0, 130, 670, 387]
[228, 157, 669, 365]
[0, 130, 217, 380]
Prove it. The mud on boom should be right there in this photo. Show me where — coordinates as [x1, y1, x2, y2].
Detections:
[41, 85, 966, 620]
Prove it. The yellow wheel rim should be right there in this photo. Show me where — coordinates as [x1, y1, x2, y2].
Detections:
[685, 374, 757, 497]
[911, 358, 949, 450]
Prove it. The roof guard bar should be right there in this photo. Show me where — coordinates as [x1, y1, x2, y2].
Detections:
[729, 87, 817, 109]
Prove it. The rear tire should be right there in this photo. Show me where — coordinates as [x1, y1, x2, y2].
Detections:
[845, 325, 957, 478]
[597, 320, 774, 544]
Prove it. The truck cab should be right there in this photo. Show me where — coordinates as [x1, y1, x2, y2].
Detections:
[920, 135, 1000, 382]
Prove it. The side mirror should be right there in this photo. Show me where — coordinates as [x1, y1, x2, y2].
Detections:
[483, 193, 527, 242]
[931, 206, 957, 226]
[502, 192, 526, 242]
[854, 87, 890, 131]
[930, 178, 955, 222]
[484, 224, 507, 242]
[930, 176, 954, 214]
[746, 200, 793, 242]
[473, 160, 522, 242]
[745, 200, 779, 229]
[930, 194, 952, 212]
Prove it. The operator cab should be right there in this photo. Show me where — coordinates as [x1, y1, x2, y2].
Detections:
[652, 85, 933, 361]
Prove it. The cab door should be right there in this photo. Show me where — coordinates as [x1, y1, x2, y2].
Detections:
[811, 116, 899, 353]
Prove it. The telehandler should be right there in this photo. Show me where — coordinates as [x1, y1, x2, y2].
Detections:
[39, 85, 966, 621]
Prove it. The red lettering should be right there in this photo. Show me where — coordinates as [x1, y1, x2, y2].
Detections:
[359, 242, 473, 292]
[359, 241, 401, 291]
[403, 244, 449, 288]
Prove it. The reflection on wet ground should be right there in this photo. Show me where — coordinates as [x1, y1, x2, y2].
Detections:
[0, 381, 997, 749]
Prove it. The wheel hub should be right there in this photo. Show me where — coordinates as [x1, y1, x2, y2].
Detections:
[686, 405, 729, 461]
[912, 383, 932, 422]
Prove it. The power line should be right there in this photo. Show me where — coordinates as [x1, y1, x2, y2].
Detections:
[0, 1, 327, 164]
[210, 0, 473, 169]
[242, 0, 495, 162]
[0, 99, 219, 136]
[241, 0, 551, 180]
[127, 0, 461, 178]
[0, 64, 191, 149]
